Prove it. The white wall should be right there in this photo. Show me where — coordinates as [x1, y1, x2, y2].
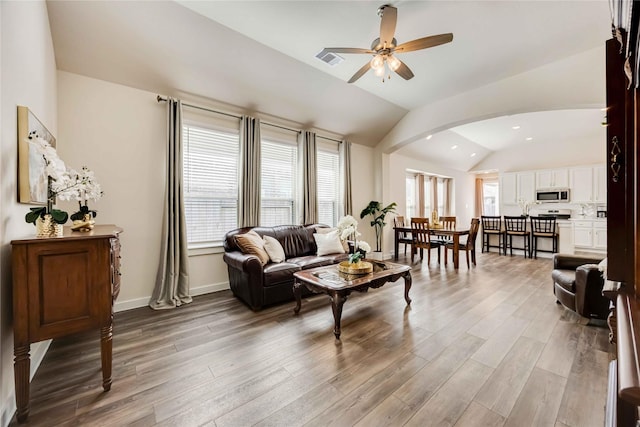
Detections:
[0, 2, 58, 425]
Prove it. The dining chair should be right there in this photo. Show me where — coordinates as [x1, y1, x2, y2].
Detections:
[435, 216, 456, 245]
[444, 218, 480, 268]
[504, 215, 531, 258]
[530, 216, 558, 259]
[394, 216, 412, 256]
[481, 215, 505, 255]
[410, 217, 441, 264]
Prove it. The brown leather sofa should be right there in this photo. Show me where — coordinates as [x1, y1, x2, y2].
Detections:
[552, 253, 608, 320]
[223, 224, 349, 310]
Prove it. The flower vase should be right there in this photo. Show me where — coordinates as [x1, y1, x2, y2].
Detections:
[36, 214, 63, 238]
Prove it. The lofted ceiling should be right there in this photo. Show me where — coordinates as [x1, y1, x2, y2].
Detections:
[46, 0, 611, 170]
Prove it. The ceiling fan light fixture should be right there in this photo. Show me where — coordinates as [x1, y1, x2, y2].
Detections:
[387, 55, 401, 71]
[374, 66, 385, 77]
[370, 54, 385, 70]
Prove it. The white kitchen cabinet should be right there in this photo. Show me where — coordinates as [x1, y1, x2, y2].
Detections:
[536, 169, 569, 189]
[569, 167, 594, 203]
[594, 221, 607, 249]
[572, 219, 607, 253]
[594, 165, 607, 204]
[517, 172, 535, 204]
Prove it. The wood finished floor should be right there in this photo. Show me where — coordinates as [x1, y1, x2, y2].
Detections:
[13, 251, 614, 426]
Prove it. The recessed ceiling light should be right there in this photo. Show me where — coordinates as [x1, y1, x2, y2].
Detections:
[426, 134, 433, 140]
[470, 152, 476, 157]
[451, 145, 458, 150]
[512, 125, 520, 130]
[525, 137, 533, 141]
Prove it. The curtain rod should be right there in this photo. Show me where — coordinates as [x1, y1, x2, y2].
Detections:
[157, 95, 342, 143]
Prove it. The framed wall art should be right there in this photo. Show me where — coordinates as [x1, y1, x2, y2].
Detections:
[17, 105, 56, 204]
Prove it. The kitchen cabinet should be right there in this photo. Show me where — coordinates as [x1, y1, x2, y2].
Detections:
[569, 167, 594, 203]
[569, 165, 607, 204]
[557, 221, 574, 254]
[594, 165, 607, 204]
[571, 219, 606, 253]
[536, 169, 569, 189]
[500, 171, 534, 205]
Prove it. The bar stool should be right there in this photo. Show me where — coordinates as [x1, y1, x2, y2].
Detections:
[530, 216, 558, 259]
[504, 215, 530, 258]
[481, 215, 505, 254]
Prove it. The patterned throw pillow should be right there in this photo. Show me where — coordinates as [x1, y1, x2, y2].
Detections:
[234, 230, 270, 265]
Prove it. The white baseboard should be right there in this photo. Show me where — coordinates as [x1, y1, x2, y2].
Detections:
[1, 340, 51, 427]
[114, 281, 230, 313]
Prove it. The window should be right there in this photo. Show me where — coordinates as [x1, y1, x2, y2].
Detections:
[423, 178, 432, 216]
[261, 139, 298, 226]
[183, 123, 239, 247]
[437, 178, 445, 215]
[483, 180, 500, 215]
[317, 144, 340, 226]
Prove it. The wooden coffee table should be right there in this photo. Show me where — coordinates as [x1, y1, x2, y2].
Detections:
[293, 260, 412, 339]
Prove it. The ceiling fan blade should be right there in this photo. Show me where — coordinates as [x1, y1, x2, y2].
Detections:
[348, 62, 372, 83]
[319, 47, 375, 55]
[393, 58, 415, 80]
[379, 5, 397, 47]
[394, 33, 454, 53]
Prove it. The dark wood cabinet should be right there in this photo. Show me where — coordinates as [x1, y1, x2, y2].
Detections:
[11, 225, 123, 423]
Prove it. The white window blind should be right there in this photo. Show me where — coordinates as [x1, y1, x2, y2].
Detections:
[317, 146, 340, 227]
[260, 139, 298, 226]
[406, 175, 416, 219]
[183, 123, 239, 246]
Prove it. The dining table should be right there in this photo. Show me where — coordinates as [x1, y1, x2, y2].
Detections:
[394, 225, 471, 269]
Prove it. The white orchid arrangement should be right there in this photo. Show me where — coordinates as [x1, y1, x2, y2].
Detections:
[25, 135, 103, 225]
[517, 199, 537, 216]
[337, 215, 371, 264]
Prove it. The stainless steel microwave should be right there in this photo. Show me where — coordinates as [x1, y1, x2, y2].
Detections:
[535, 188, 570, 203]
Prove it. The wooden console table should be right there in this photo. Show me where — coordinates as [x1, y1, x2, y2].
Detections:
[11, 225, 123, 422]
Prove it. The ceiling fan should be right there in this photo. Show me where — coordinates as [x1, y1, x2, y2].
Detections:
[319, 4, 453, 83]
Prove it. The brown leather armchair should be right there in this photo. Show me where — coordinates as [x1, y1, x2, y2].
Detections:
[552, 254, 608, 320]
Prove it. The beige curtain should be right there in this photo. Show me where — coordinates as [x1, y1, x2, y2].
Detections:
[417, 174, 425, 217]
[238, 115, 261, 227]
[150, 98, 192, 310]
[444, 178, 452, 216]
[339, 140, 352, 216]
[475, 178, 484, 217]
[298, 131, 318, 224]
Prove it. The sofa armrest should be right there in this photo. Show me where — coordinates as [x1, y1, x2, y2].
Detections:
[575, 264, 607, 318]
[223, 251, 263, 276]
[553, 253, 604, 270]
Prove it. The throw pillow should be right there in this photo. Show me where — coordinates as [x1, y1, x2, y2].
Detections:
[263, 235, 286, 263]
[598, 257, 608, 280]
[316, 227, 349, 252]
[235, 230, 269, 265]
[314, 230, 346, 256]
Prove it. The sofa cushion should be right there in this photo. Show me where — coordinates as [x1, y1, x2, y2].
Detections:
[316, 227, 350, 252]
[287, 255, 335, 270]
[313, 230, 346, 256]
[235, 230, 270, 265]
[552, 269, 576, 293]
[263, 262, 302, 287]
[263, 235, 286, 263]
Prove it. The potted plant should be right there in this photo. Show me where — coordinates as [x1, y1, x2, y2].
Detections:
[360, 201, 397, 253]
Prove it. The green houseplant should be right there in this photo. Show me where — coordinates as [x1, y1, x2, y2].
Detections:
[360, 201, 397, 252]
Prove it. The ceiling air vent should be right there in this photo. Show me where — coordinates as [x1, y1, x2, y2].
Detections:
[315, 50, 344, 67]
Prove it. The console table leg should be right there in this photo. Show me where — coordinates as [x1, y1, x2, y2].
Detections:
[331, 292, 348, 339]
[14, 344, 30, 423]
[293, 280, 303, 314]
[100, 323, 113, 392]
[403, 272, 413, 305]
